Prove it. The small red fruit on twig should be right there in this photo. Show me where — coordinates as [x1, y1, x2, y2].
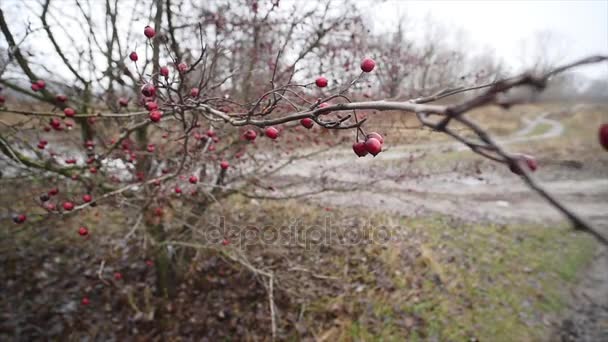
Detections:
[114, 272, 123, 280]
[144, 25, 156, 38]
[264, 127, 279, 139]
[141, 84, 156, 97]
[509, 154, 538, 175]
[352, 142, 368, 157]
[599, 123, 608, 150]
[300, 118, 314, 129]
[160, 66, 169, 77]
[190, 88, 199, 97]
[81, 297, 90, 305]
[118, 98, 129, 107]
[145, 101, 158, 110]
[78, 226, 88, 236]
[244, 130, 257, 141]
[177, 62, 188, 73]
[129, 51, 138, 62]
[220, 160, 229, 170]
[365, 138, 382, 156]
[13, 214, 26, 224]
[315, 76, 328, 88]
[63, 201, 75, 211]
[82, 194, 92, 203]
[189, 175, 198, 184]
[366, 132, 384, 144]
[56, 94, 68, 102]
[149, 110, 162, 122]
[360, 58, 376, 72]
[63, 107, 75, 117]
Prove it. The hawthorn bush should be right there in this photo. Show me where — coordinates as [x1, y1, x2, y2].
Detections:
[0, 1, 607, 336]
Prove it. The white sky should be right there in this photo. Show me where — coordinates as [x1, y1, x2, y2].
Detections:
[365, 0, 608, 79]
[1, 0, 607, 81]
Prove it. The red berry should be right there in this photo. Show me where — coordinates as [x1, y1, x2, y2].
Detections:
[364, 138, 382, 156]
[222, 239, 230, 246]
[360, 58, 376, 72]
[89, 167, 97, 174]
[509, 154, 538, 175]
[177, 62, 188, 73]
[149, 110, 162, 122]
[318, 102, 330, 109]
[63, 107, 76, 117]
[129, 51, 138, 62]
[207, 129, 216, 137]
[190, 88, 199, 97]
[0, 95, 5, 104]
[189, 175, 198, 184]
[49, 188, 59, 196]
[145, 101, 158, 110]
[154, 208, 163, 217]
[174, 187, 182, 194]
[352, 142, 368, 157]
[114, 272, 123, 280]
[82, 194, 92, 203]
[81, 297, 90, 305]
[366, 132, 384, 144]
[141, 84, 156, 97]
[147, 144, 156, 152]
[264, 127, 279, 139]
[244, 130, 257, 141]
[36, 80, 46, 89]
[146, 259, 154, 266]
[144, 25, 156, 38]
[78, 226, 88, 236]
[220, 160, 229, 170]
[118, 98, 129, 107]
[315, 77, 328, 88]
[13, 214, 26, 224]
[300, 118, 314, 129]
[63, 201, 75, 211]
[31, 83, 40, 92]
[56, 94, 68, 102]
[160, 66, 169, 77]
[599, 123, 608, 150]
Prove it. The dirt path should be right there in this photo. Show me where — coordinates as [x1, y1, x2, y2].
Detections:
[276, 108, 608, 341]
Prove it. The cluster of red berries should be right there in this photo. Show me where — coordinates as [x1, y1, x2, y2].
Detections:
[352, 132, 384, 157]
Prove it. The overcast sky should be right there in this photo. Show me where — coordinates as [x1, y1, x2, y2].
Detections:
[366, 0, 608, 79]
[2, 0, 607, 81]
